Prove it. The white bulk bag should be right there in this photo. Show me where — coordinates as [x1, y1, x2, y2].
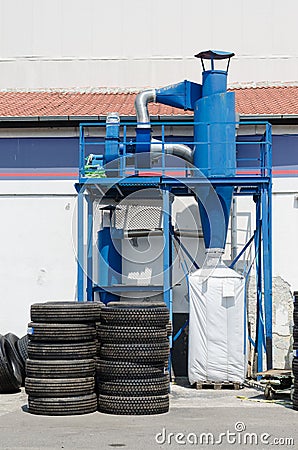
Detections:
[188, 264, 247, 384]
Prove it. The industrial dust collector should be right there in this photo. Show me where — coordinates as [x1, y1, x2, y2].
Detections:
[188, 51, 247, 384]
[133, 50, 247, 383]
[82, 50, 248, 383]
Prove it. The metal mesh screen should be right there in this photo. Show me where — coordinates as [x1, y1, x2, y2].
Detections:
[114, 204, 162, 230]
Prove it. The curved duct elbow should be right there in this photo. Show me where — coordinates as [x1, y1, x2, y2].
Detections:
[134, 89, 156, 128]
[151, 139, 193, 164]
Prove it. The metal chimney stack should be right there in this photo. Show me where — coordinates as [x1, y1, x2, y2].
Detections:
[193, 50, 236, 252]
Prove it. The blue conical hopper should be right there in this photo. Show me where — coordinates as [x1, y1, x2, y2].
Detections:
[193, 51, 236, 251]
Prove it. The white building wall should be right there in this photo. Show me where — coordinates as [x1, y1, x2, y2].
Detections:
[0, 181, 78, 336]
[0, 0, 298, 89]
[0, 175, 297, 342]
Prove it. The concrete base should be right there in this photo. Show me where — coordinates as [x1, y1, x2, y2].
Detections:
[0, 386, 297, 449]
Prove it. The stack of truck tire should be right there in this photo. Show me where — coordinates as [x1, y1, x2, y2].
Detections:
[25, 301, 101, 415]
[293, 291, 298, 411]
[97, 302, 170, 415]
[0, 333, 28, 393]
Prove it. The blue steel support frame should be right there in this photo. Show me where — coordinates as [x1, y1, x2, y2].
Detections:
[76, 120, 273, 372]
[77, 187, 85, 302]
[262, 184, 272, 369]
[255, 196, 266, 373]
[263, 123, 273, 369]
[254, 197, 262, 372]
[86, 196, 94, 302]
[162, 188, 173, 371]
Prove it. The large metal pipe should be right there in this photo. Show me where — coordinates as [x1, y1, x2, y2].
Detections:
[134, 89, 156, 128]
[151, 138, 193, 164]
[135, 88, 193, 163]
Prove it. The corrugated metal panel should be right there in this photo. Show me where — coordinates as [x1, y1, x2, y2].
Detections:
[0, 0, 297, 88]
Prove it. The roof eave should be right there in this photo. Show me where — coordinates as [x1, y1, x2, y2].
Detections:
[1, 113, 298, 124]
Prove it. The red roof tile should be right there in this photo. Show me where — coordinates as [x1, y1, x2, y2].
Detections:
[234, 86, 298, 116]
[0, 86, 297, 118]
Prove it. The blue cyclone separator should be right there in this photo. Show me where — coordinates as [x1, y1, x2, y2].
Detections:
[97, 228, 121, 303]
[152, 50, 236, 251]
[193, 64, 236, 250]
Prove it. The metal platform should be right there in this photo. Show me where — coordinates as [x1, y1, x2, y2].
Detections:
[76, 120, 272, 372]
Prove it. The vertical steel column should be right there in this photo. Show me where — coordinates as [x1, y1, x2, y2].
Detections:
[262, 123, 273, 369]
[77, 187, 85, 302]
[262, 185, 272, 369]
[86, 196, 93, 302]
[255, 195, 265, 373]
[79, 125, 85, 179]
[162, 188, 173, 364]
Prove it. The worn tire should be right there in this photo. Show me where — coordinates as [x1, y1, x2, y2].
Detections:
[98, 374, 170, 397]
[96, 359, 166, 380]
[101, 307, 169, 327]
[25, 377, 95, 397]
[98, 325, 168, 344]
[28, 323, 96, 342]
[292, 357, 298, 373]
[30, 301, 101, 323]
[28, 393, 97, 416]
[28, 341, 97, 360]
[100, 342, 170, 363]
[0, 335, 22, 393]
[4, 333, 25, 381]
[98, 394, 169, 415]
[16, 335, 29, 364]
[26, 359, 95, 378]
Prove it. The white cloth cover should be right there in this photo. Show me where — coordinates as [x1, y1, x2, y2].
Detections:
[188, 264, 247, 384]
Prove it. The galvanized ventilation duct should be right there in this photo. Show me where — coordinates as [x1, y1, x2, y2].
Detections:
[134, 89, 193, 164]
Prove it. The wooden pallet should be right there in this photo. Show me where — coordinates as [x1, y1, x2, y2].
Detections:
[195, 381, 241, 390]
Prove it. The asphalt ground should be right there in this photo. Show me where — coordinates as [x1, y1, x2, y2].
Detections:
[0, 384, 297, 450]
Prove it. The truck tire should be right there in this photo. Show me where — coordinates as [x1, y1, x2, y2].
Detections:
[25, 377, 95, 397]
[98, 394, 169, 415]
[100, 342, 170, 363]
[101, 307, 169, 327]
[0, 335, 22, 393]
[97, 374, 170, 397]
[28, 341, 97, 360]
[4, 333, 25, 381]
[28, 323, 96, 342]
[16, 335, 29, 364]
[26, 359, 95, 378]
[98, 325, 168, 344]
[28, 393, 97, 416]
[96, 359, 166, 380]
[30, 301, 101, 323]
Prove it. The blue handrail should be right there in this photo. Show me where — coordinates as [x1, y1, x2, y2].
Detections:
[78, 121, 272, 181]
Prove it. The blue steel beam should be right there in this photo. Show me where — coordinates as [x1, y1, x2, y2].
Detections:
[262, 123, 273, 369]
[229, 233, 255, 269]
[77, 187, 85, 302]
[172, 232, 200, 271]
[86, 196, 93, 302]
[162, 188, 173, 373]
[79, 176, 271, 188]
[254, 197, 266, 373]
[262, 186, 272, 369]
